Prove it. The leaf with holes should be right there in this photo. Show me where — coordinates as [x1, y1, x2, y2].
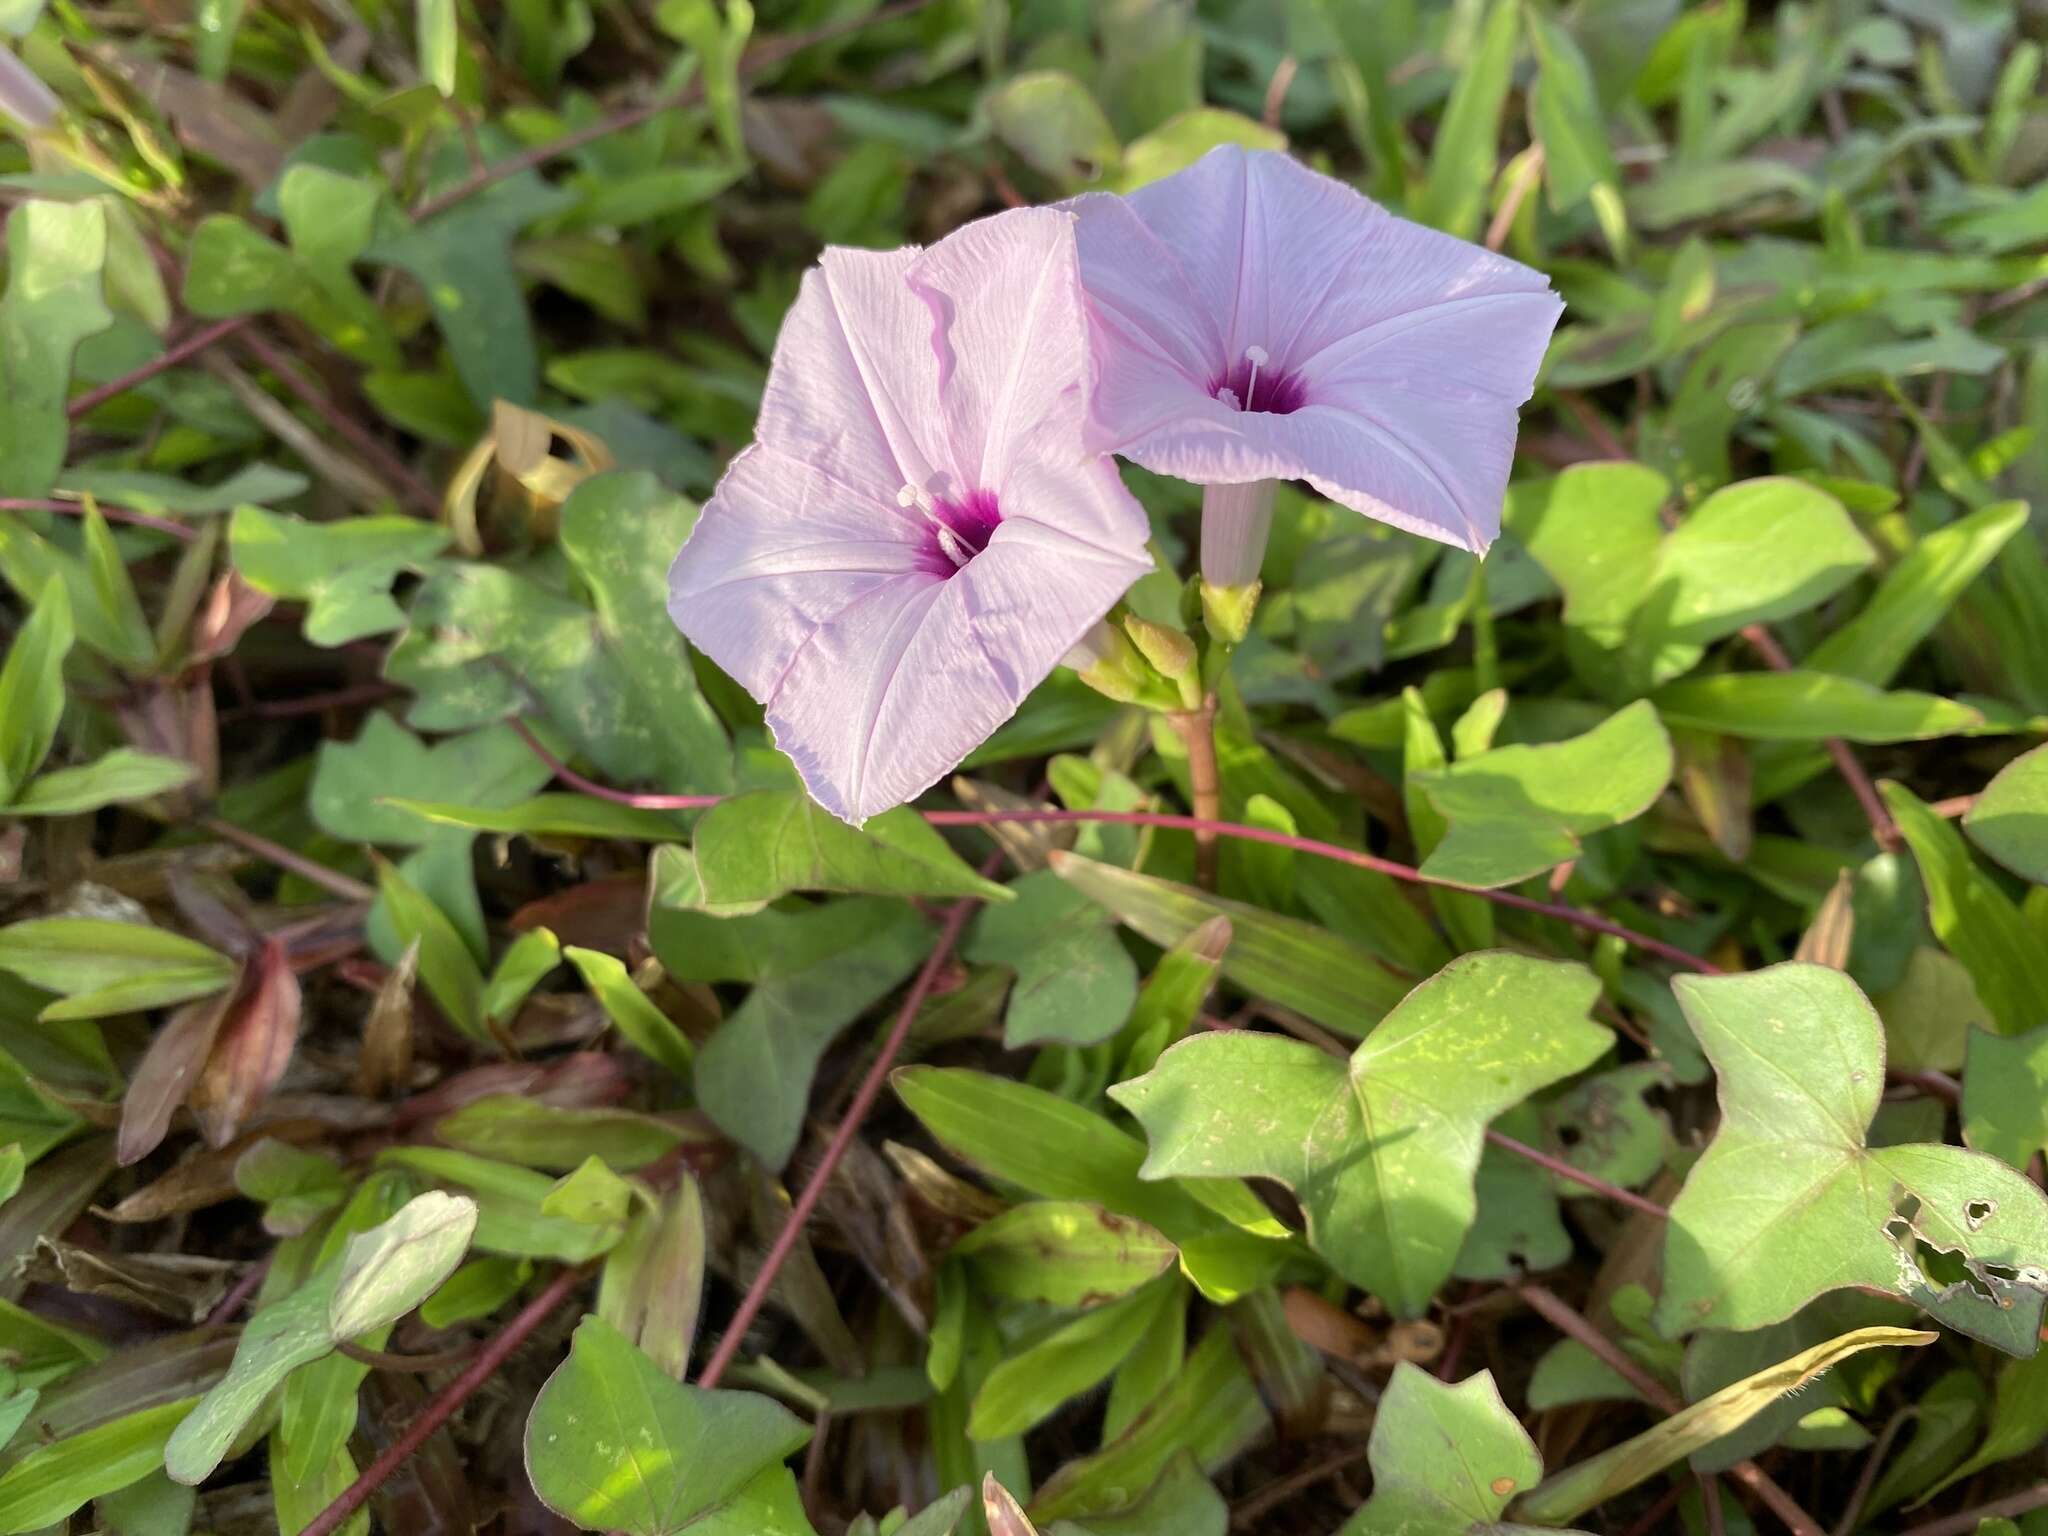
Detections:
[1655, 963, 2048, 1355]
[1111, 953, 1611, 1316]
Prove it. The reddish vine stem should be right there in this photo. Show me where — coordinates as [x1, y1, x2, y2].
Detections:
[0, 497, 198, 542]
[234, 329, 441, 518]
[220, 681, 404, 722]
[510, 720, 1716, 974]
[1228, 1443, 1373, 1529]
[65, 316, 252, 421]
[337, 1338, 485, 1374]
[1513, 1283, 1824, 1536]
[696, 880, 988, 1389]
[201, 817, 375, 903]
[1832, 1407, 1912, 1536]
[1483, 1129, 1668, 1220]
[298, 1264, 587, 1536]
[1740, 625, 1901, 852]
[1900, 1481, 2048, 1536]
[204, 1251, 272, 1326]
[1620, 1485, 1685, 1536]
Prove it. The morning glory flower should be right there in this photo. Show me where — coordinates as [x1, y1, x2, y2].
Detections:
[1069, 145, 1565, 581]
[668, 208, 1154, 824]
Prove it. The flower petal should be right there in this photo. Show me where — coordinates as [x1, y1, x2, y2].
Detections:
[668, 443, 925, 702]
[765, 458, 1153, 824]
[908, 206, 1096, 494]
[759, 245, 947, 498]
[1233, 147, 1557, 368]
[1077, 144, 1564, 550]
[1065, 191, 1226, 449]
[1109, 401, 1521, 553]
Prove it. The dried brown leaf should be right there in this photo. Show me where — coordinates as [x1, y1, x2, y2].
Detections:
[949, 777, 1067, 872]
[983, 1475, 1039, 1536]
[24, 1238, 236, 1322]
[1673, 727, 1753, 863]
[168, 861, 259, 957]
[1794, 870, 1855, 969]
[598, 1175, 706, 1381]
[359, 935, 421, 1098]
[100, 48, 286, 188]
[0, 1138, 116, 1300]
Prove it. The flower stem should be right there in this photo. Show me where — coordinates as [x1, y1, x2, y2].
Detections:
[1168, 694, 1224, 890]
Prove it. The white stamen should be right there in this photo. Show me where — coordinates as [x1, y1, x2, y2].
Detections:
[1243, 345, 1268, 411]
[934, 524, 972, 569]
[897, 482, 932, 513]
[1215, 386, 1242, 411]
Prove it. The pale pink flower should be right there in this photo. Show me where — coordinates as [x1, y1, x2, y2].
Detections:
[1071, 145, 1564, 556]
[668, 208, 1154, 824]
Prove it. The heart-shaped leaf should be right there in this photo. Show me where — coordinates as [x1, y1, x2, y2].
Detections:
[1337, 1364, 1565, 1536]
[1655, 963, 2048, 1354]
[1111, 952, 1611, 1315]
[1412, 702, 1674, 889]
[524, 1314, 813, 1535]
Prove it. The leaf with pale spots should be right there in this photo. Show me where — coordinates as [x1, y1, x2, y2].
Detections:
[1110, 952, 1612, 1316]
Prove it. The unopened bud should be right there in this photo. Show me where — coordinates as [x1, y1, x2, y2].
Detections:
[1200, 578, 1262, 649]
[1122, 614, 1200, 710]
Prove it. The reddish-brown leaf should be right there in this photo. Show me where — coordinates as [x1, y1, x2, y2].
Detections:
[118, 988, 233, 1166]
[102, 1120, 337, 1222]
[167, 861, 259, 957]
[393, 1051, 630, 1129]
[188, 937, 301, 1147]
[115, 678, 218, 807]
[507, 875, 643, 956]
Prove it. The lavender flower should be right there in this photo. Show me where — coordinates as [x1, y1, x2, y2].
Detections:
[668, 208, 1154, 824]
[1070, 145, 1564, 573]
